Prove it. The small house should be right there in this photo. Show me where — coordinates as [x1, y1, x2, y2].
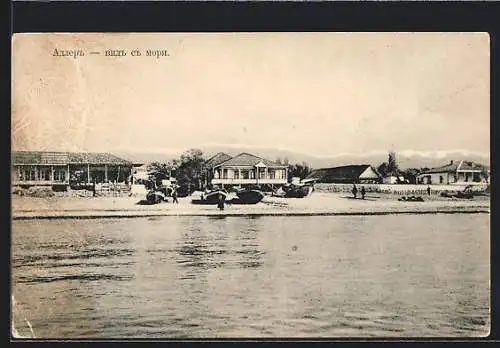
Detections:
[210, 152, 288, 188]
[305, 164, 381, 184]
[417, 160, 489, 185]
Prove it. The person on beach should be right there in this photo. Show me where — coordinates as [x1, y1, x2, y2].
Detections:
[352, 183, 358, 198]
[217, 193, 225, 211]
[172, 188, 179, 204]
[427, 185, 431, 196]
[360, 186, 366, 200]
[201, 187, 209, 201]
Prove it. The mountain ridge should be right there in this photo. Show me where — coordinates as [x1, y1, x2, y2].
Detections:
[112, 145, 490, 170]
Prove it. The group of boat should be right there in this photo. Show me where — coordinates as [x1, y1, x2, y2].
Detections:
[142, 181, 316, 205]
[440, 185, 489, 199]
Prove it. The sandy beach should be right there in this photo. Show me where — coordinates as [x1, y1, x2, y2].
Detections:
[11, 192, 490, 219]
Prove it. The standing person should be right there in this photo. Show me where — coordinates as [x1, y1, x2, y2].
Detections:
[427, 185, 431, 196]
[217, 193, 225, 211]
[352, 183, 358, 198]
[360, 186, 366, 200]
[172, 187, 179, 204]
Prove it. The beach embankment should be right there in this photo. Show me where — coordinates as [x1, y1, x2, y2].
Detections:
[314, 183, 489, 196]
[11, 191, 490, 220]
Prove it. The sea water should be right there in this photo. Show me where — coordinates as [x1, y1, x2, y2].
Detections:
[11, 214, 490, 338]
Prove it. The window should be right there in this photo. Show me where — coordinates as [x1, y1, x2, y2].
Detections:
[22, 168, 36, 181]
[54, 169, 66, 182]
[439, 176, 443, 184]
[234, 170, 239, 179]
[249, 170, 255, 179]
[39, 168, 51, 181]
[223, 169, 228, 179]
[259, 169, 266, 179]
[241, 170, 249, 179]
[269, 170, 275, 179]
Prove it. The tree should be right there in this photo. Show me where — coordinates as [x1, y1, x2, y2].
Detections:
[147, 161, 176, 187]
[387, 151, 399, 176]
[288, 162, 313, 182]
[377, 151, 400, 178]
[175, 148, 205, 190]
[401, 168, 421, 184]
[377, 162, 389, 178]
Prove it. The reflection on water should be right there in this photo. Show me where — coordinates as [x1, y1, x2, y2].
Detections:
[11, 214, 490, 338]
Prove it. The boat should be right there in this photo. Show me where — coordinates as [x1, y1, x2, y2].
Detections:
[146, 190, 165, 204]
[453, 185, 482, 199]
[398, 196, 424, 202]
[282, 183, 314, 198]
[231, 188, 265, 204]
[191, 190, 228, 205]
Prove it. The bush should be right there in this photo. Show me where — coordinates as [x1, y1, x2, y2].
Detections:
[12, 187, 27, 196]
[26, 186, 55, 198]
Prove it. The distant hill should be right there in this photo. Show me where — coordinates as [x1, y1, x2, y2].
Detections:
[112, 150, 178, 165]
[113, 146, 490, 170]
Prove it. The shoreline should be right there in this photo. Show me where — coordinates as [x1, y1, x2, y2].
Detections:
[12, 210, 490, 220]
[11, 192, 490, 220]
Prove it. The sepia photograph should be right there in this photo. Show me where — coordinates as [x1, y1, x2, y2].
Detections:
[11, 32, 490, 339]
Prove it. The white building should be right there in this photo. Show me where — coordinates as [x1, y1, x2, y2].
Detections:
[210, 152, 288, 188]
[417, 160, 489, 185]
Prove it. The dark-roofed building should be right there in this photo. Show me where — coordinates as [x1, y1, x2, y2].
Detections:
[417, 160, 489, 185]
[305, 165, 381, 184]
[204, 152, 233, 170]
[210, 152, 288, 188]
[12, 151, 133, 190]
[203, 152, 233, 187]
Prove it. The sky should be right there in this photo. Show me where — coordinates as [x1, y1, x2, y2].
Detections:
[11, 32, 490, 158]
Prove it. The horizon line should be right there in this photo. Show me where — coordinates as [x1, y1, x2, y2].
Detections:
[11, 146, 490, 160]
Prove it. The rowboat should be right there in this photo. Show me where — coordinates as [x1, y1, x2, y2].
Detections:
[191, 190, 227, 205]
[146, 191, 165, 204]
[282, 183, 314, 198]
[231, 188, 265, 204]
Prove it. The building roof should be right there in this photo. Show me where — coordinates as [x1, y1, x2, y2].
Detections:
[68, 152, 132, 165]
[214, 152, 285, 168]
[12, 151, 132, 166]
[204, 152, 233, 169]
[458, 160, 489, 171]
[421, 160, 488, 174]
[305, 165, 378, 183]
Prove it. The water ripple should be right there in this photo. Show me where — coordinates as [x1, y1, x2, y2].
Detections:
[11, 214, 490, 338]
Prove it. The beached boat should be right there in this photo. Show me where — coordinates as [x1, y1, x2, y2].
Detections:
[453, 185, 483, 199]
[442, 185, 488, 199]
[191, 190, 227, 205]
[231, 188, 265, 204]
[398, 196, 424, 202]
[282, 183, 314, 198]
[146, 191, 165, 204]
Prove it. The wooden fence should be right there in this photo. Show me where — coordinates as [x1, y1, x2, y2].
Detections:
[94, 183, 130, 196]
[314, 183, 488, 196]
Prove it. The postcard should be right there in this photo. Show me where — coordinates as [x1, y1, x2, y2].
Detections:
[11, 32, 490, 339]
